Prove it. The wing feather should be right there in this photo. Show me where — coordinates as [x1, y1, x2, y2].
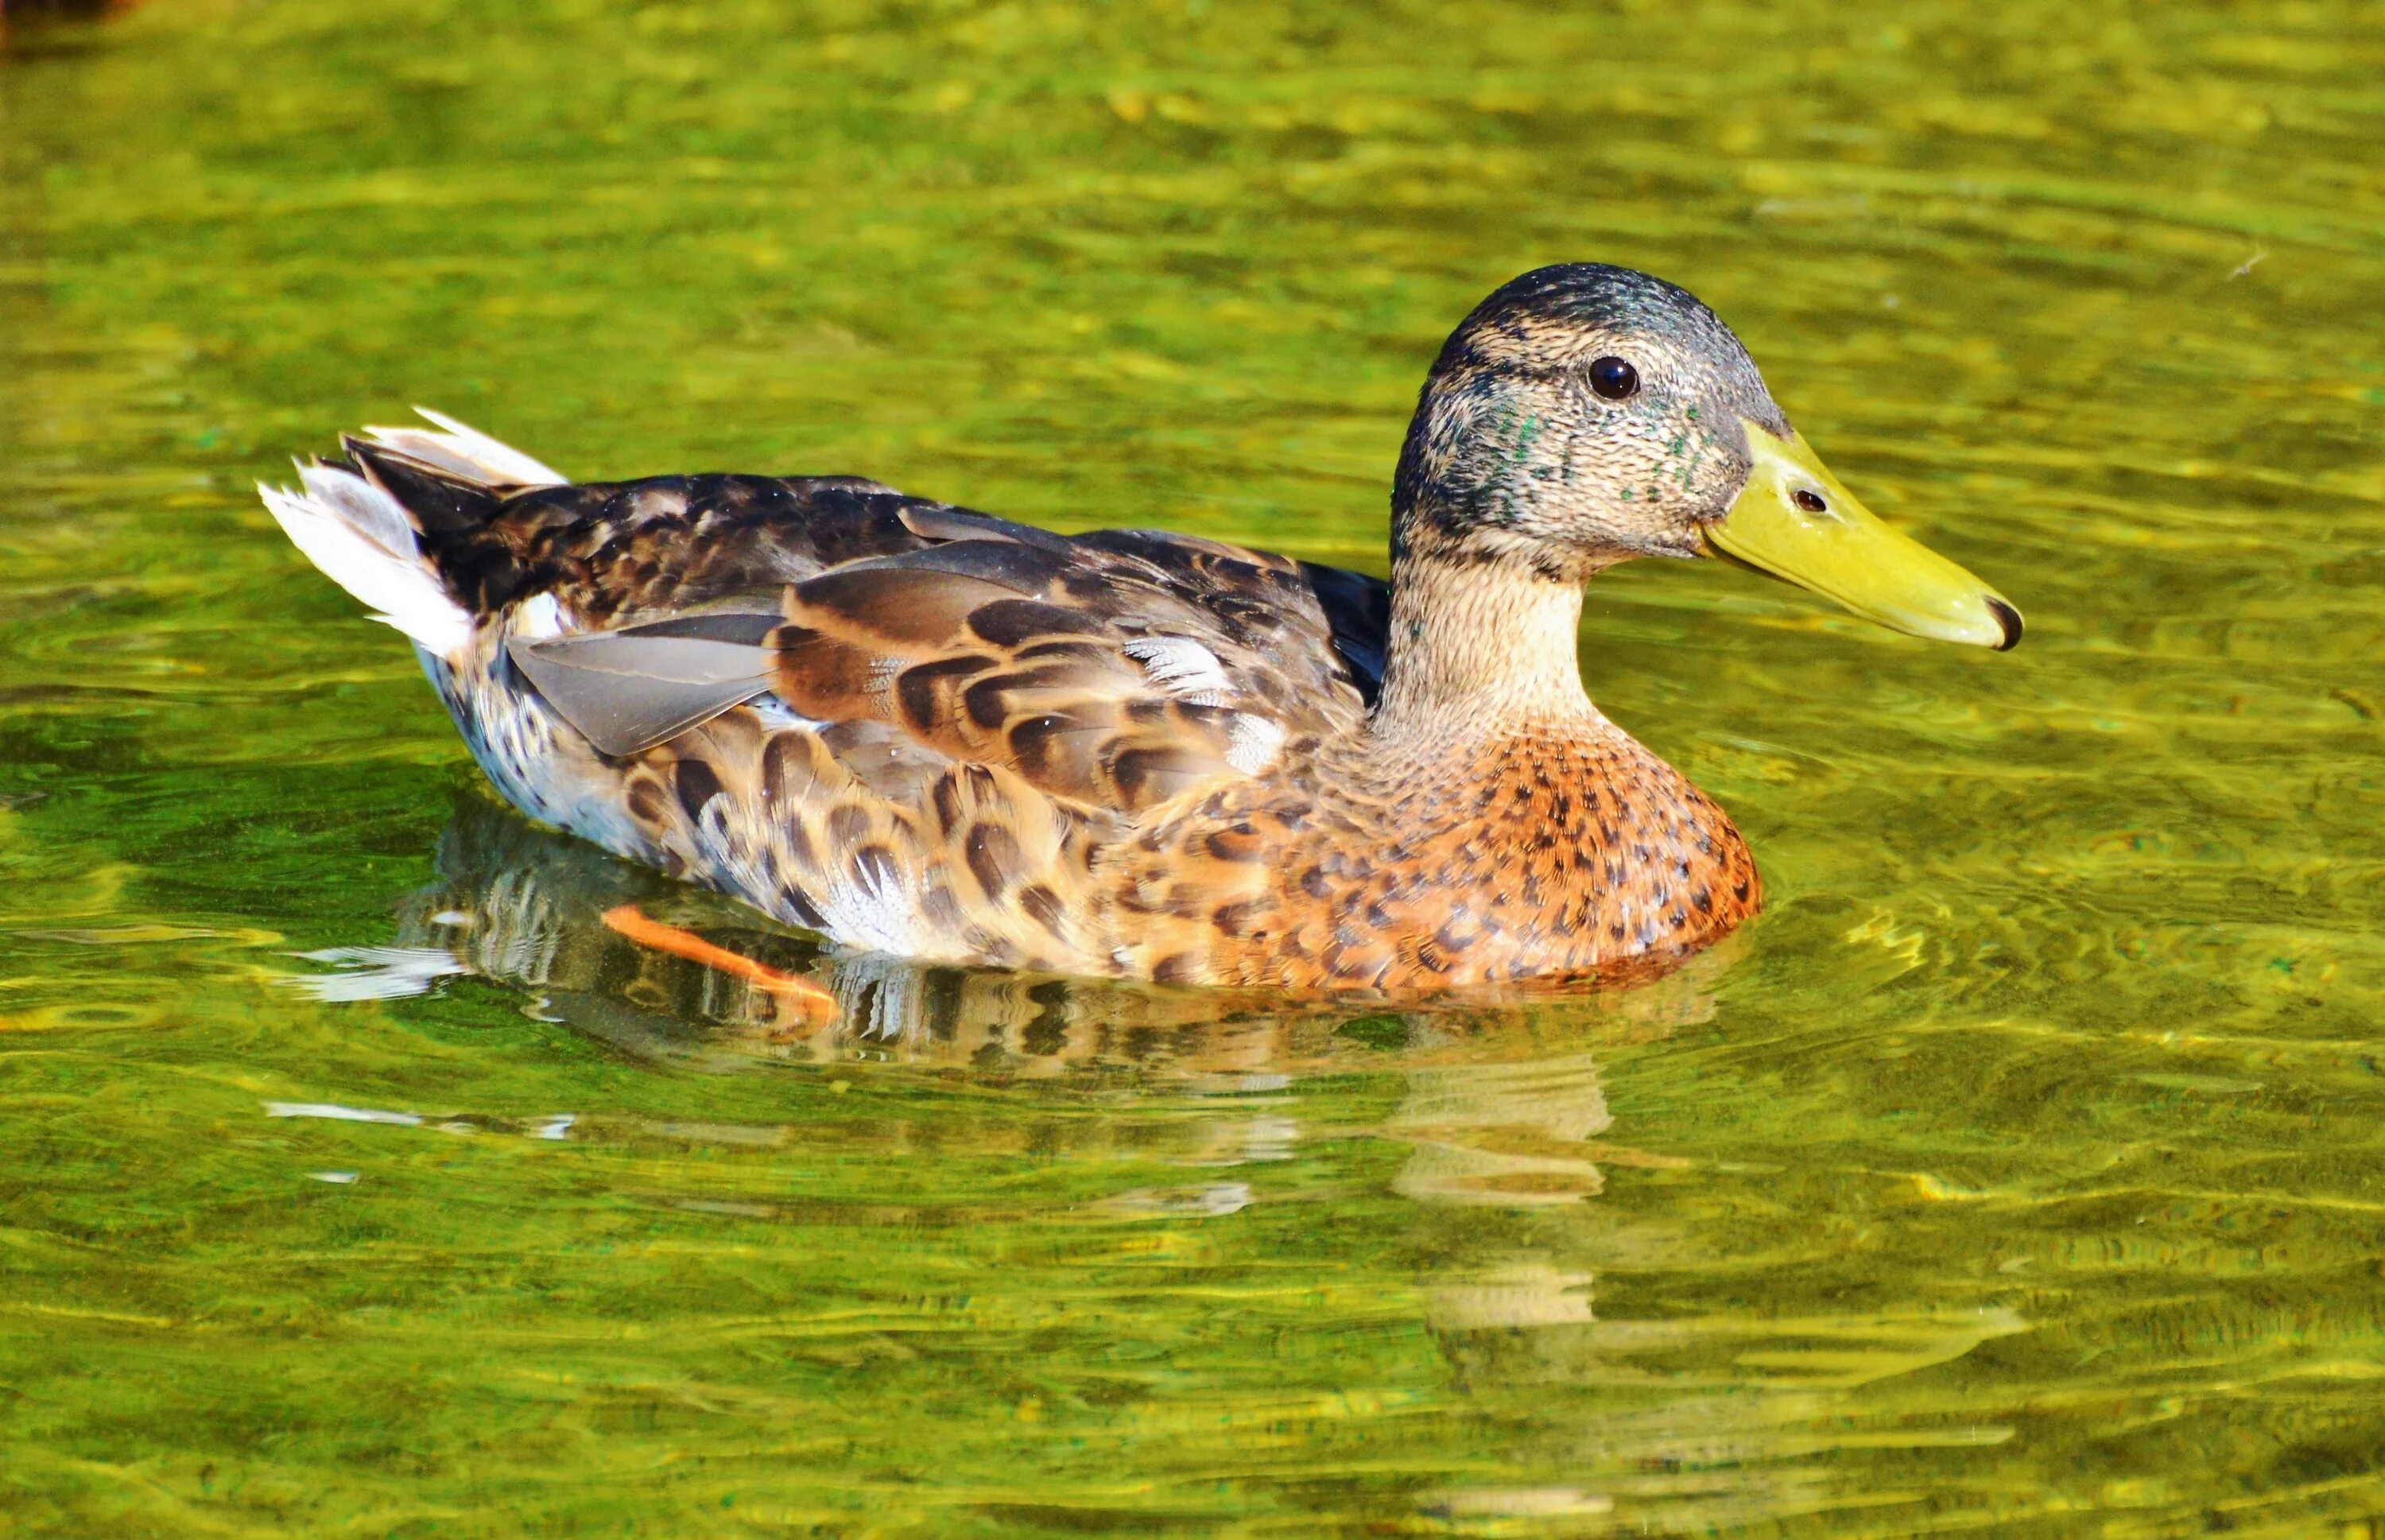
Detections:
[483, 488, 1381, 810]
[508, 629, 780, 757]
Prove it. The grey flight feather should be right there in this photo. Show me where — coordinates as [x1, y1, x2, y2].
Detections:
[507, 631, 778, 757]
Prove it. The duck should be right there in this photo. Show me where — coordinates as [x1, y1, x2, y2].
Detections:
[262, 263, 2019, 1002]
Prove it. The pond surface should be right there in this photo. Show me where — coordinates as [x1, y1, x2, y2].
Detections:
[4, 1, 2383, 1534]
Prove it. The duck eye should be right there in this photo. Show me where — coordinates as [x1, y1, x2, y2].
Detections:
[1793, 489, 1828, 514]
[1588, 355, 1639, 401]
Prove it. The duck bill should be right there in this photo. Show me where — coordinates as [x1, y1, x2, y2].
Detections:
[1704, 422, 2022, 650]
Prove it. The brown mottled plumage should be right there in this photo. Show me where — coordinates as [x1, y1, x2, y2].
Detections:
[263, 265, 2003, 994]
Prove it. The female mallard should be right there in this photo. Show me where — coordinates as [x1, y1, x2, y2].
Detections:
[264, 264, 2019, 997]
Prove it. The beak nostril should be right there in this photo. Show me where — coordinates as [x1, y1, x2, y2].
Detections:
[1791, 488, 1828, 514]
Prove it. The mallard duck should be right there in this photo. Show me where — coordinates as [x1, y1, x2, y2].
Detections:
[263, 263, 2019, 996]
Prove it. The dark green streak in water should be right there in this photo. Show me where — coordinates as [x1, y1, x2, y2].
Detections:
[3, 2, 2383, 1534]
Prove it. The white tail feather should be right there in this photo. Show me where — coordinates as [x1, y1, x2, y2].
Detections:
[297, 461, 414, 554]
[264, 412, 562, 658]
[260, 468, 474, 657]
[357, 408, 566, 489]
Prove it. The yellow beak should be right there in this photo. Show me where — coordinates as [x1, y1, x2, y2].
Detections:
[1704, 421, 2022, 650]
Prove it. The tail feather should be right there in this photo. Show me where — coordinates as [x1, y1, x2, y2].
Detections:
[261, 467, 475, 655]
[262, 409, 560, 658]
[340, 436, 512, 540]
[358, 408, 565, 490]
[298, 459, 417, 557]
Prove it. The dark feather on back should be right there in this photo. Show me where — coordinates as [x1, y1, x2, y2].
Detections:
[352, 444, 1394, 744]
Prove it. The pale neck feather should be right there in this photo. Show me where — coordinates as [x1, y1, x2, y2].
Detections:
[1369, 554, 1613, 748]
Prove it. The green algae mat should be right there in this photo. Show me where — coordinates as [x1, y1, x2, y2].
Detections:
[4, 1, 2384, 1534]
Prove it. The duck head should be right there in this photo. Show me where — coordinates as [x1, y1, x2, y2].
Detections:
[1392, 263, 2021, 650]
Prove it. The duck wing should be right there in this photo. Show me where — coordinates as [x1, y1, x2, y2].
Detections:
[764, 526, 1375, 813]
[325, 434, 1387, 813]
[503, 518, 1375, 814]
[503, 605, 788, 758]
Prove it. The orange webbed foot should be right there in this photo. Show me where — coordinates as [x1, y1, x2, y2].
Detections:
[599, 904, 838, 1024]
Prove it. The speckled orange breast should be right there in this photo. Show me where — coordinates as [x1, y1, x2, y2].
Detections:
[1113, 719, 1761, 991]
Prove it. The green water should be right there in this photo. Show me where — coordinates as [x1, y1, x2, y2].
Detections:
[4, 0, 2383, 1533]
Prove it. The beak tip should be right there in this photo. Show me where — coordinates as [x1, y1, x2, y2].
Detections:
[1986, 597, 2024, 652]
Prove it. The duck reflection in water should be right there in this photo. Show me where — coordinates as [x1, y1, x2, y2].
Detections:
[292, 798, 2033, 1515]
[282, 800, 2030, 1529]
[295, 798, 1716, 1335]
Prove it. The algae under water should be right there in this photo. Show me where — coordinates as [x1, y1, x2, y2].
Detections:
[3, 1, 2384, 1534]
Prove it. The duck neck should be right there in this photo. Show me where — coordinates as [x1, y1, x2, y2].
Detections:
[1371, 550, 1605, 745]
